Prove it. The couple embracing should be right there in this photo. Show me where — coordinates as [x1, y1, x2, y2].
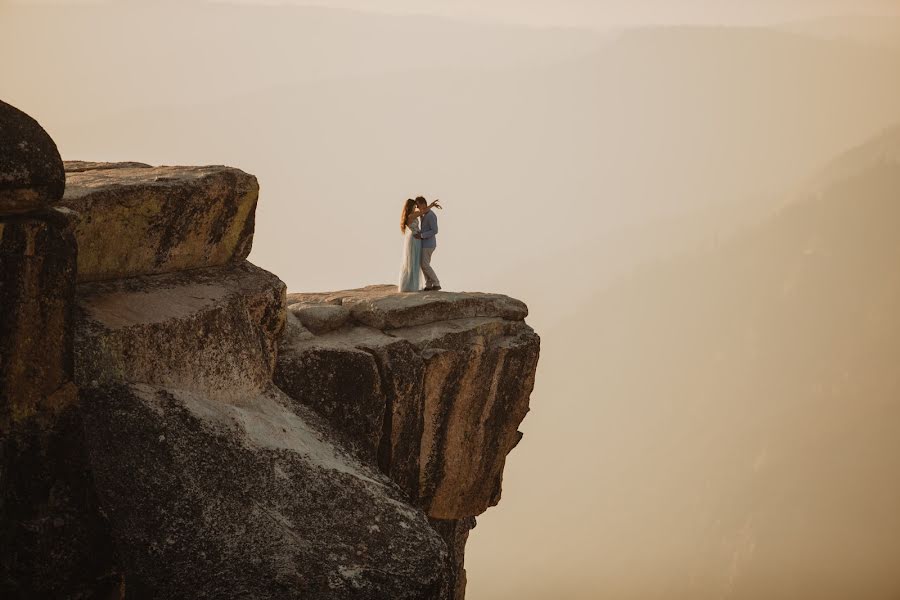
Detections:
[398, 196, 443, 292]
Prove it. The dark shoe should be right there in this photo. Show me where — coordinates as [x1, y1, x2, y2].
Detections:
[431, 285, 442, 291]
[422, 286, 433, 291]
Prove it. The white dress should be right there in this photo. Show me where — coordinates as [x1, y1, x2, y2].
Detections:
[398, 218, 422, 292]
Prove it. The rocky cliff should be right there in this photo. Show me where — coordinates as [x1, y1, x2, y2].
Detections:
[0, 100, 540, 599]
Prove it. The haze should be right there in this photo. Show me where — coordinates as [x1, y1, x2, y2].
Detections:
[3, 1, 900, 597]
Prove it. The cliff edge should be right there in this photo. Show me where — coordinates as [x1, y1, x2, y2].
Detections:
[0, 101, 540, 600]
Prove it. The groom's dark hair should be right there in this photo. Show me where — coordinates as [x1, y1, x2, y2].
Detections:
[415, 196, 427, 206]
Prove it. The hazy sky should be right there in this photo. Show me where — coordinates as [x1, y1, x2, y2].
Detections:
[10, 0, 900, 27]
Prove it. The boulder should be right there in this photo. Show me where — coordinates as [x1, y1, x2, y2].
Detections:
[0, 101, 65, 214]
[288, 302, 351, 334]
[75, 261, 286, 398]
[287, 285, 529, 329]
[58, 164, 259, 282]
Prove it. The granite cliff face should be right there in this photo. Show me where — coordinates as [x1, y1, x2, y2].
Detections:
[0, 102, 540, 599]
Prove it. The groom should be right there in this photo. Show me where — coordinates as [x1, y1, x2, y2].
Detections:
[413, 196, 441, 291]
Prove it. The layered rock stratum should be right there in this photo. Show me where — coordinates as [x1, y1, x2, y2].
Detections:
[0, 102, 540, 600]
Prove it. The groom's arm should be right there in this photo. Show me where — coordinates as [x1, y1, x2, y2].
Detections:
[419, 213, 438, 239]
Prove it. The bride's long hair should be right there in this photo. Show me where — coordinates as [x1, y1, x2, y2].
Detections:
[400, 198, 416, 233]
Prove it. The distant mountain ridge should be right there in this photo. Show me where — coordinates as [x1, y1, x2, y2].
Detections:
[543, 123, 900, 599]
[781, 15, 900, 49]
[792, 123, 900, 201]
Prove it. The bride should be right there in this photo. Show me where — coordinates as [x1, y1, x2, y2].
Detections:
[398, 197, 441, 292]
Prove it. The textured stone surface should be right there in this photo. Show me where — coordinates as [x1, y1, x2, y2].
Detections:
[288, 285, 529, 329]
[0, 209, 119, 598]
[0, 209, 78, 427]
[430, 518, 476, 600]
[276, 326, 426, 498]
[393, 317, 539, 519]
[0, 407, 121, 599]
[289, 302, 351, 334]
[2, 152, 538, 600]
[275, 291, 539, 599]
[74, 261, 286, 397]
[58, 164, 258, 282]
[275, 329, 386, 461]
[276, 288, 540, 519]
[64, 160, 152, 173]
[72, 262, 448, 599]
[81, 381, 448, 600]
[0, 101, 65, 214]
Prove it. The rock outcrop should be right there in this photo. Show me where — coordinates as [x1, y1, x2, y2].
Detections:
[0, 100, 66, 214]
[1, 104, 539, 600]
[64, 161, 152, 173]
[0, 102, 117, 597]
[58, 164, 258, 282]
[275, 286, 540, 596]
[75, 262, 285, 397]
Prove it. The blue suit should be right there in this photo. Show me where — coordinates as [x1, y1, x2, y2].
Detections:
[420, 211, 438, 249]
[419, 210, 440, 287]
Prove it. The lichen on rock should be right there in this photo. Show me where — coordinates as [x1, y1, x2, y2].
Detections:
[59, 164, 259, 282]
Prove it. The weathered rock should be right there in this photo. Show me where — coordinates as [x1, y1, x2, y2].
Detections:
[64, 160, 152, 173]
[275, 326, 426, 499]
[430, 518, 476, 600]
[0, 209, 78, 427]
[0, 407, 122, 599]
[70, 259, 449, 599]
[74, 261, 286, 398]
[287, 285, 529, 329]
[392, 318, 539, 519]
[289, 302, 351, 334]
[276, 288, 540, 520]
[58, 164, 258, 282]
[2, 148, 539, 600]
[274, 329, 386, 462]
[0, 209, 120, 598]
[0, 101, 65, 214]
[81, 381, 448, 600]
[275, 292, 539, 600]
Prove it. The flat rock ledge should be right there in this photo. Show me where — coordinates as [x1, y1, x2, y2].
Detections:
[279, 285, 539, 517]
[64, 160, 152, 173]
[288, 284, 529, 329]
[276, 286, 540, 600]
